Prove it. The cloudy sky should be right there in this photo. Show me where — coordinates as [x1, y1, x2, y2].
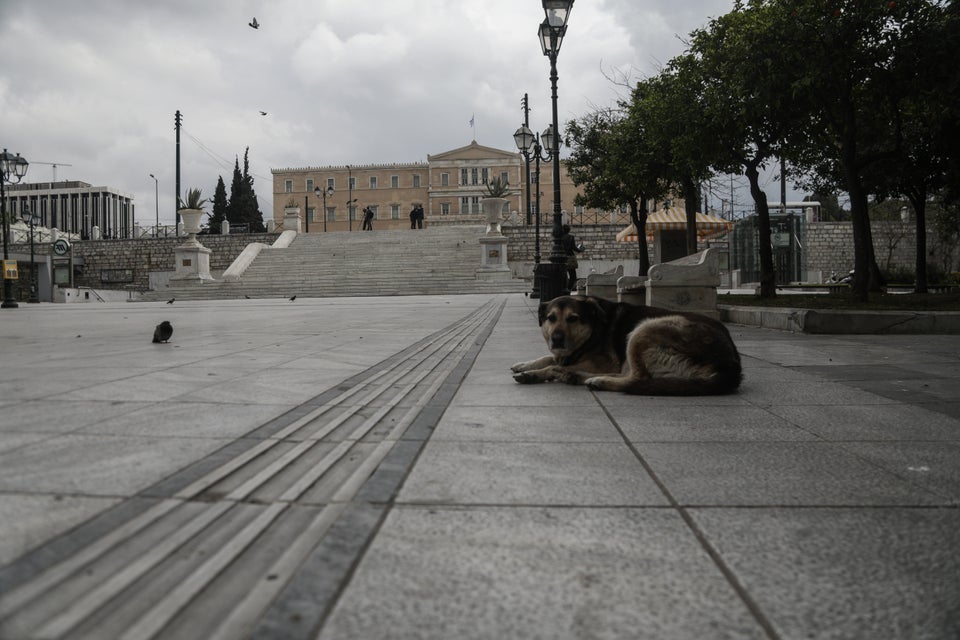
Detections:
[0, 0, 794, 226]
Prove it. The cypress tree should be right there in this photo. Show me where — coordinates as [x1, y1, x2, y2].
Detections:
[226, 157, 244, 227]
[208, 175, 228, 233]
[240, 147, 266, 232]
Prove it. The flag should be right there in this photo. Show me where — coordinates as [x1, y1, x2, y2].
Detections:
[469, 114, 475, 128]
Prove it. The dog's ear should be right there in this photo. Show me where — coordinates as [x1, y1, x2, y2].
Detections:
[583, 297, 608, 327]
[538, 301, 550, 326]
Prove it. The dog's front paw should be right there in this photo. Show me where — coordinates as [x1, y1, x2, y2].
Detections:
[510, 361, 530, 373]
[513, 371, 543, 384]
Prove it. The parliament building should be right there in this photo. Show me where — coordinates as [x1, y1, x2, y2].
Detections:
[270, 140, 620, 232]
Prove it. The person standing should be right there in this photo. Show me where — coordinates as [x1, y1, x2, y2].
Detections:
[410, 204, 419, 229]
[362, 206, 374, 231]
[560, 224, 584, 291]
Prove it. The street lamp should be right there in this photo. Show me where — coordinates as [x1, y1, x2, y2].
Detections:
[149, 173, 159, 237]
[2, 148, 29, 309]
[22, 208, 39, 303]
[536, 0, 573, 302]
[315, 185, 334, 232]
[513, 124, 552, 299]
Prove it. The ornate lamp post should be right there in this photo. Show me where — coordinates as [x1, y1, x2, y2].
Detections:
[536, 0, 573, 302]
[2, 148, 29, 309]
[315, 185, 334, 232]
[513, 124, 552, 299]
[149, 173, 159, 237]
[23, 208, 39, 303]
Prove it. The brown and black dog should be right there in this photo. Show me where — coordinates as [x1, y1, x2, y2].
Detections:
[511, 295, 742, 395]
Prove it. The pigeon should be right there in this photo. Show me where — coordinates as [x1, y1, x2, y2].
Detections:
[259, 110, 267, 116]
[289, 295, 297, 301]
[153, 321, 173, 344]
[249, 17, 259, 29]
[166, 297, 175, 304]
[244, 294, 251, 299]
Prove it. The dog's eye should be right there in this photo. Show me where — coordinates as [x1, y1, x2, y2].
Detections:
[567, 315, 579, 323]
[546, 314, 558, 323]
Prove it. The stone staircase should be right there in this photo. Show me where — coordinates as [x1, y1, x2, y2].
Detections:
[140, 226, 530, 301]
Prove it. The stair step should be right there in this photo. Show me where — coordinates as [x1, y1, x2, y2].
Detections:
[139, 227, 529, 301]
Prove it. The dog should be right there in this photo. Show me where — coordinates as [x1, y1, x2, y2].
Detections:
[511, 295, 742, 395]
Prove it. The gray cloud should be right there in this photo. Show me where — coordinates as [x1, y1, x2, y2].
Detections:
[0, 0, 791, 226]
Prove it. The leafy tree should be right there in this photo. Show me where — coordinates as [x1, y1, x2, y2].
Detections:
[632, 56, 716, 256]
[686, 3, 804, 297]
[773, 0, 934, 300]
[565, 107, 670, 276]
[207, 175, 228, 234]
[879, 1, 957, 292]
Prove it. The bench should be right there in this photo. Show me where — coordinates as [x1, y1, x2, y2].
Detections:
[584, 265, 624, 301]
[617, 248, 721, 319]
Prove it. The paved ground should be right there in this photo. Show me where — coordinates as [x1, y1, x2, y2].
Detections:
[0, 294, 958, 639]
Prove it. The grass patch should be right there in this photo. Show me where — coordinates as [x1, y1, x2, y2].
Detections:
[719, 291, 960, 311]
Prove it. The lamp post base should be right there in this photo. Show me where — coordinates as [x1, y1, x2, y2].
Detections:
[1, 280, 18, 308]
[536, 261, 568, 303]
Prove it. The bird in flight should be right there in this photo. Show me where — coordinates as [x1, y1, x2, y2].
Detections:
[166, 297, 175, 304]
[259, 110, 267, 116]
[152, 320, 174, 344]
[289, 295, 297, 302]
[249, 17, 259, 29]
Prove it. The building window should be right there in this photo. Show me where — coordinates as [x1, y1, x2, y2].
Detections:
[441, 202, 450, 215]
[481, 167, 489, 184]
[327, 207, 336, 221]
[460, 169, 468, 186]
[349, 176, 356, 190]
[307, 207, 316, 222]
[440, 173, 449, 187]
[285, 180, 293, 193]
[471, 196, 480, 213]
[471, 168, 479, 185]
[460, 196, 469, 213]
[500, 171, 509, 185]
[369, 176, 378, 189]
[412, 174, 421, 188]
[391, 204, 400, 219]
[306, 179, 314, 192]
[349, 204, 357, 220]
[391, 175, 399, 188]
[327, 177, 335, 190]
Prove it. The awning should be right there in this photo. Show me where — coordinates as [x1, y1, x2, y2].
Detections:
[615, 207, 734, 242]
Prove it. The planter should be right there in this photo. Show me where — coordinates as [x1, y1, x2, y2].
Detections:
[481, 197, 508, 236]
[178, 208, 205, 239]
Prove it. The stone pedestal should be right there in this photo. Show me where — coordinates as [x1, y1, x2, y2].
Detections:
[171, 208, 214, 281]
[172, 241, 214, 281]
[283, 208, 302, 233]
[476, 236, 511, 281]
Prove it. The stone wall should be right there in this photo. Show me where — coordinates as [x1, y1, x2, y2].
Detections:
[10, 233, 279, 292]
[9, 221, 953, 292]
[804, 221, 954, 280]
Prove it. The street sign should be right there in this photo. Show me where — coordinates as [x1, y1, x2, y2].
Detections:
[53, 238, 71, 256]
[2, 260, 17, 280]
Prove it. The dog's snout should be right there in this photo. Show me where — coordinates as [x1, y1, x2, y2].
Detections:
[550, 331, 565, 348]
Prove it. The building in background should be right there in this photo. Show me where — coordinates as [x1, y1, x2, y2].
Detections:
[271, 140, 619, 232]
[3, 181, 135, 239]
